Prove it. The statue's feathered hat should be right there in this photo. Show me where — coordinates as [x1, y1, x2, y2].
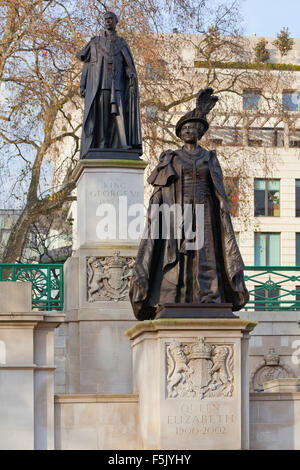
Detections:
[175, 87, 218, 137]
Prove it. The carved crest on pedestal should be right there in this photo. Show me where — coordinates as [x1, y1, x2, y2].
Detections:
[166, 337, 234, 399]
[250, 347, 296, 392]
[87, 252, 135, 301]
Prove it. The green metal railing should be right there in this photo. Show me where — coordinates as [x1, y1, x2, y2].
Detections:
[0, 264, 64, 311]
[244, 266, 300, 311]
[1, 263, 300, 311]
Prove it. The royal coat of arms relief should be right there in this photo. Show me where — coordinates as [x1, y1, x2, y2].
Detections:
[250, 347, 296, 392]
[166, 337, 234, 399]
[87, 251, 135, 301]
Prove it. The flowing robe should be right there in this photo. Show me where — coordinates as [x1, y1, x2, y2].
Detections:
[77, 33, 142, 158]
[129, 148, 249, 320]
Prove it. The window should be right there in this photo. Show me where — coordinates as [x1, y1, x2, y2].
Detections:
[243, 89, 262, 110]
[145, 60, 166, 81]
[296, 233, 300, 265]
[273, 129, 284, 148]
[254, 179, 280, 216]
[296, 181, 300, 217]
[254, 233, 280, 266]
[210, 138, 223, 146]
[248, 138, 262, 147]
[282, 91, 300, 111]
[289, 130, 300, 147]
[208, 127, 283, 148]
[208, 127, 243, 147]
[254, 285, 280, 311]
[248, 128, 264, 147]
[224, 177, 239, 217]
[146, 105, 157, 118]
[295, 286, 300, 308]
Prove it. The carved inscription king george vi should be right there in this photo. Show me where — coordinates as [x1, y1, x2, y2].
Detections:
[87, 251, 135, 301]
[166, 337, 234, 399]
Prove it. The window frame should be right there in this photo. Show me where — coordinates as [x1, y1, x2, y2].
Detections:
[243, 89, 262, 111]
[254, 232, 281, 266]
[282, 90, 300, 112]
[254, 178, 280, 217]
[254, 285, 281, 311]
[296, 180, 300, 217]
[296, 233, 300, 266]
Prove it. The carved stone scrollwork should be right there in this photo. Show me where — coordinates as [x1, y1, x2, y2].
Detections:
[87, 251, 135, 301]
[166, 337, 234, 399]
[250, 347, 296, 392]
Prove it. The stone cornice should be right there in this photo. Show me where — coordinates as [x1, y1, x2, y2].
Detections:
[126, 317, 258, 340]
[73, 158, 147, 183]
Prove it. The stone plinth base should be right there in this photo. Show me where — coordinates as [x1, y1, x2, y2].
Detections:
[159, 303, 237, 318]
[64, 155, 147, 394]
[64, 247, 138, 394]
[0, 282, 32, 312]
[250, 390, 300, 449]
[0, 283, 64, 450]
[263, 378, 300, 393]
[54, 394, 140, 450]
[83, 149, 142, 160]
[72, 157, 147, 248]
[126, 318, 257, 450]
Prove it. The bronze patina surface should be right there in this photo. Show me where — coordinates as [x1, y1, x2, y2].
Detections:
[129, 88, 249, 320]
[77, 11, 142, 159]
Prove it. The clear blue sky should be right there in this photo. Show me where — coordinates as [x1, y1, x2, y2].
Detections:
[241, 0, 300, 38]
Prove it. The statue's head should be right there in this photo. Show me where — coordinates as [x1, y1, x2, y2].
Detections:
[176, 113, 209, 143]
[175, 88, 218, 143]
[179, 120, 207, 143]
[104, 11, 118, 31]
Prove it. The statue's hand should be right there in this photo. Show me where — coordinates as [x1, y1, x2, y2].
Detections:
[127, 70, 135, 79]
[127, 70, 137, 86]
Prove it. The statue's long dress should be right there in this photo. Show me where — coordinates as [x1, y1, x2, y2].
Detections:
[181, 150, 219, 301]
[159, 148, 226, 305]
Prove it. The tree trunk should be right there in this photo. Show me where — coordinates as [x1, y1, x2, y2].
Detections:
[1, 208, 35, 263]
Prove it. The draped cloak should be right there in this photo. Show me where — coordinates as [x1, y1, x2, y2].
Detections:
[77, 34, 142, 158]
[129, 148, 249, 320]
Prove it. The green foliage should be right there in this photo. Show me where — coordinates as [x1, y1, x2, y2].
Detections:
[253, 38, 270, 63]
[194, 60, 300, 72]
[273, 27, 294, 57]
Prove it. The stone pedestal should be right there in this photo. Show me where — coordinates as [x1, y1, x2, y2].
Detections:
[160, 303, 236, 318]
[126, 318, 257, 450]
[64, 156, 147, 394]
[73, 157, 146, 248]
[0, 282, 64, 450]
[263, 378, 300, 393]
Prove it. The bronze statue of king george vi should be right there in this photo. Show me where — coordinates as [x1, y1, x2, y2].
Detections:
[77, 11, 142, 159]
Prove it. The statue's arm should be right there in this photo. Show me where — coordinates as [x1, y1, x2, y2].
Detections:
[79, 62, 88, 97]
[210, 150, 230, 212]
[120, 42, 137, 79]
[150, 187, 162, 205]
[76, 40, 92, 62]
[147, 151, 178, 187]
[77, 39, 95, 97]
